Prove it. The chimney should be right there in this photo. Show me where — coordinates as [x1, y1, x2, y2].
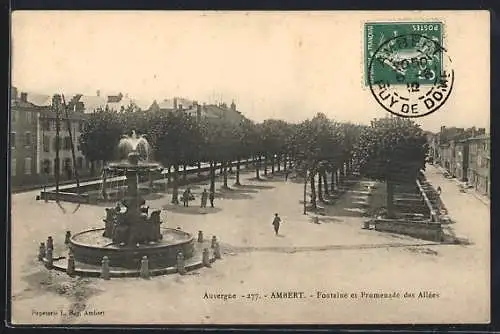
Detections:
[173, 97, 178, 110]
[11, 87, 18, 100]
[231, 100, 236, 111]
[20, 92, 28, 102]
[440, 126, 446, 133]
[96, 90, 100, 97]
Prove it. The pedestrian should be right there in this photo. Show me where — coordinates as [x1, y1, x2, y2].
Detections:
[272, 213, 282, 236]
[285, 170, 290, 181]
[209, 189, 215, 208]
[437, 186, 442, 195]
[201, 189, 208, 208]
[182, 189, 190, 207]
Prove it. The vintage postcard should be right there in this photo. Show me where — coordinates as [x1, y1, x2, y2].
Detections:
[9, 11, 490, 325]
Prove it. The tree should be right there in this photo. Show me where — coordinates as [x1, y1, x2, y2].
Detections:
[293, 113, 336, 207]
[200, 117, 236, 192]
[234, 118, 258, 185]
[79, 109, 122, 175]
[150, 110, 200, 204]
[259, 119, 291, 175]
[353, 116, 428, 218]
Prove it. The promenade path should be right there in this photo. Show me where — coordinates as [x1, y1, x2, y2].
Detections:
[10, 167, 490, 325]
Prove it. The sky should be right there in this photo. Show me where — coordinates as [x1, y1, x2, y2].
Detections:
[11, 11, 490, 132]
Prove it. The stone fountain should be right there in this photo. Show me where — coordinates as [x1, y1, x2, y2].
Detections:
[68, 131, 196, 269]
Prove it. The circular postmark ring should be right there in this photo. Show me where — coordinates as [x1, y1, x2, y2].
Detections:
[368, 33, 454, 118]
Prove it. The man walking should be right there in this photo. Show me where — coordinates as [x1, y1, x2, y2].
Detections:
[201, 189, 208, 208]
[209, 189, 215, 208]
[272, 213, 282, 236]
[182, 188, 190, 207]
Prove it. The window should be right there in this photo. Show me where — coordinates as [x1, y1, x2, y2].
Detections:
[11, 159, 16, 176]
[10, 132, 16, 149]
[24, 157, 32, 175]
[79, 121, 84, 132]
[53, 158, 59, 175]
[43, 135, 50, 152]
[63, 136, 72, 150]
[63, 158, 72, 174]
[25, 111, 32, 123]
[24, 132, 31, 147]
[77, 157, 83, 169]
[11, 110, 17, 122]
[53, 137, 60, 151]
[42, 159, 51, 174]
[42, 119, 50, 131]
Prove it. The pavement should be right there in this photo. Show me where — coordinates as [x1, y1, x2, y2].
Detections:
[431, 164, 490, 207]
[10, 166, 490, 325]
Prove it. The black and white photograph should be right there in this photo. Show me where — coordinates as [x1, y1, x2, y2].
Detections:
[9, 11, 490, 325]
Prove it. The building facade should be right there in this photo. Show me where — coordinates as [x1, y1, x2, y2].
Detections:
[148, 97, 245, 124]
[10, 89, 43, 187]
[439, 142, 452, 173]
[467, 135, 490, 197]
[11, 89, 95, 188]
[453, 140, 469, 182]
[11, 88, 247, 189]
[38, 99, 91, 182]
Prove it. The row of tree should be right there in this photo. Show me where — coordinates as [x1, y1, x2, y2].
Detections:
[79, 108, 428, 215]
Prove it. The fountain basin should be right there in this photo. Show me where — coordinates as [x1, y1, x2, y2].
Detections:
[69, 228, 195, 269]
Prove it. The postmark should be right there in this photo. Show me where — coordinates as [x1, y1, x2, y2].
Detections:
[364, 22, 454, 118]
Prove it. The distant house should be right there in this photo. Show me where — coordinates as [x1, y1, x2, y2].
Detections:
[10, 88, 44, 187]
[10, 87, 97, 188]
[435, 124, 490, 198]
[148, 97, 195, 113]
[438, 141, 454, 174]
[467, 135, 490, 197]
[453, 140, 469, 182]
[71, 91, 148, 113]
[148, 97, 246, 124]
[78, 95, 108, 113]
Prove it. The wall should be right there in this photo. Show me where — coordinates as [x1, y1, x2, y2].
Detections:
[374, 219, 443, 242]
[38, 111, 90, 179]
[467, 137, 490, 197]
[11, 102, 41, 187]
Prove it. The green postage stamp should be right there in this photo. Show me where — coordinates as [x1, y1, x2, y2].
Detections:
[364, 21, 454, 118]
[364, 22, 444, 86]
